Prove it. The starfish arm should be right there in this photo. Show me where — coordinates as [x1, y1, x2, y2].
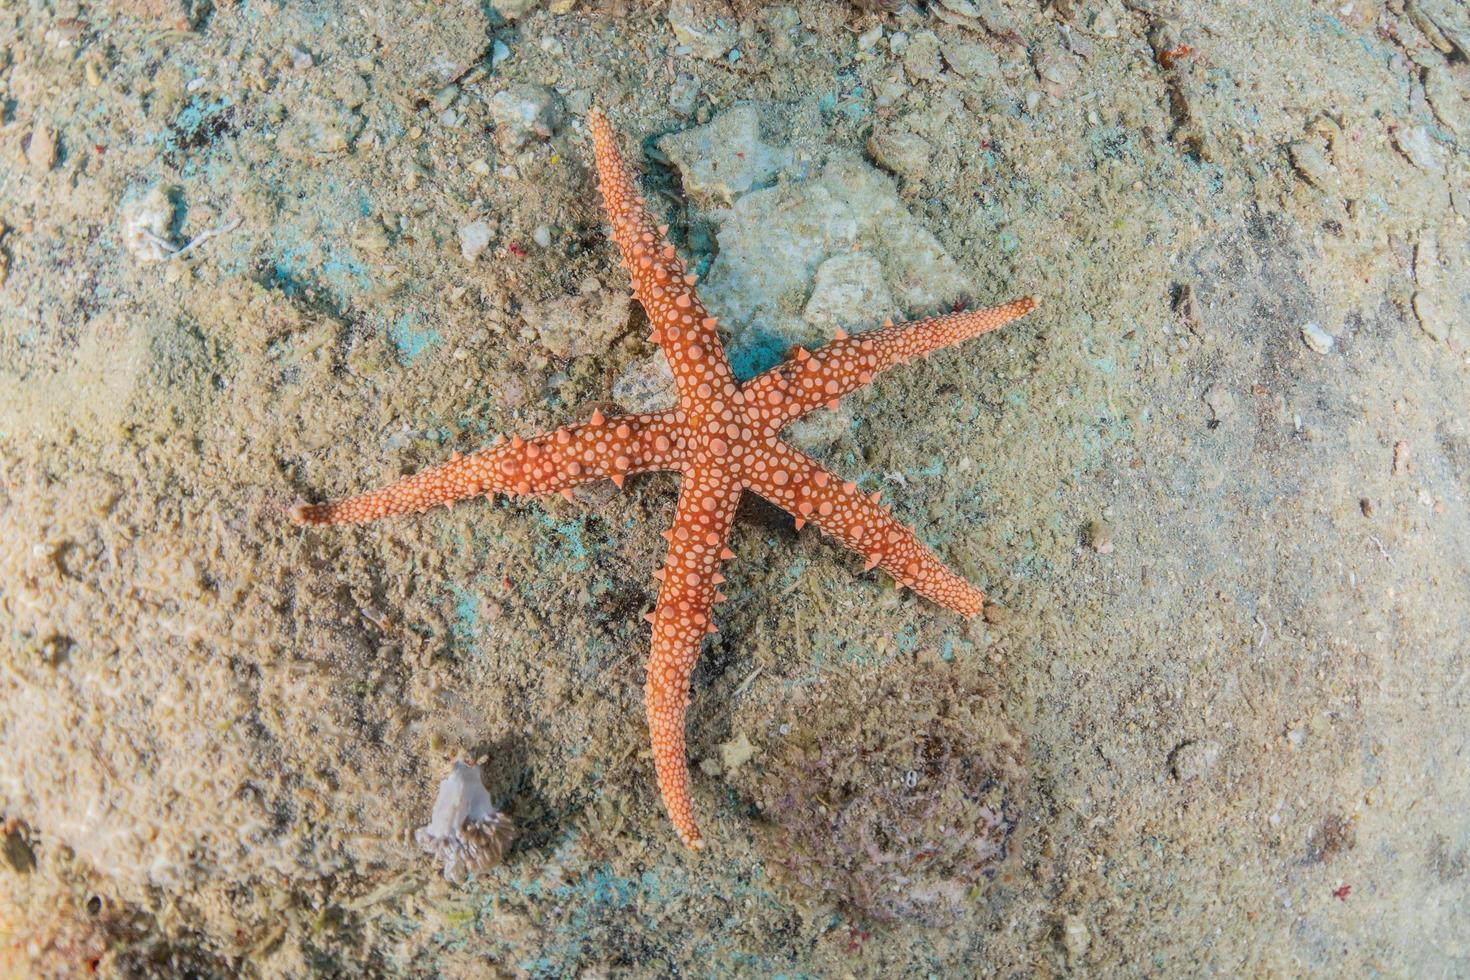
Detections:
[587, 109, 739, 414]
[290, 411, 685, 525]
[747, 443, 985, 618]
[645, 467, 742, 850]
[742, 296, 1036, 433]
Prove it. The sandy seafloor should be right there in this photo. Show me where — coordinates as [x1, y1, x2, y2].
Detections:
[1, 0, 1468, 975]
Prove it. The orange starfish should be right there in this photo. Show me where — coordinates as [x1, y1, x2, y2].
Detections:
[292, 109, 1035, 850]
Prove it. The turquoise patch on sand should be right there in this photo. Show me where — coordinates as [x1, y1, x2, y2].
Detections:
[390, 314, 441, 363]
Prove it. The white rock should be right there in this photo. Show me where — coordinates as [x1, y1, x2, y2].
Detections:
[667, 0, 736, 61]
[1202, 381, 1234, 421]
[459, 219, 495, 261]
[26, 121, 57, 176]
[489, 84, 562, 151]
[1061, 914, 1091, 962]
[1412, 235, 1468, 343]
[943, 40, 1000, 77]
[657, 105, 791, 207]
[866, 129, 933, 182]
[1300, 321, 1335, 355]
[1393, 125, 1446, 174]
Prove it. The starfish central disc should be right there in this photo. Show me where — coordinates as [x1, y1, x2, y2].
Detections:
[291, 108, 1036, 851]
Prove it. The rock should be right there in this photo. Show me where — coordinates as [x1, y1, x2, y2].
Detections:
[803, 252, 896, 330]
[523, 284, 630, 359]
[277, 100, 364, 160]
[697, 152, 969, 371]
[1409, 0, 1470, 59]
[1035, 45, 1081, 97]
[943, 40, 1000, 77]
[1300, 321, 1335, 355]
[1202, 381, 1233, 422]
[1424, 64, 1469, 135]
[489, 84, 563, 151]
[1394, 440, 1411, 477]
[1175, 283, 1204, 335]
[459, 219, 496, 261]
[866, 128, 933, 182]
[1393, 125, 1446, 174]
[26, 121, 57, 176]
[1412, 235, 1468, 343]
[1060, 914, 1090, 964]
[612, 353, 676, 413]
[669, 74, 702, 118]
[903, 31, 944, 82]
[1169, 739, 1222, 781]
[353, 220, 392, 255]
[657, 105, 791, 207]
[121, 185, 176, 263]
[932, 0, 1024, 42]
[1288, 138, 1336, 191]
[667, 0, 737, 61]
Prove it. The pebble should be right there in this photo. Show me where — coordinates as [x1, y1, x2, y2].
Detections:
[1202, 381, 1233, 422]
[459, 219, 496, 261]
[1169, 739, 1222, 781]
[1393, 125, 1446, 174]
[943, 40, 1000, 78]
[26, 122, 57, 176]
[866, 129, 933, 182]
[1174, 283, 1204, 336]
[785, 401, 852, 455]
[531, 224, 552, 249]
[903, 31, 944, 82]
[1288, 138, 1336, 191]
[490, 0, 540, 19]
[1411, 235, 1465, 344]
[488, 84, 562, 151]
[1060, 914, 1090, 963]
[354, 220, 392, 255]
[1424, 64, 1468, 135]
[287, 46, 313, 70]
[1393, 440, 1411, 477]
[667, 0, 737, 61]
[668, 74, 701, 118]
[1300, 321, 1335, 355]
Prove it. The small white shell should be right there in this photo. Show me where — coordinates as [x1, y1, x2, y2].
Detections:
[414, 761, 517, 881]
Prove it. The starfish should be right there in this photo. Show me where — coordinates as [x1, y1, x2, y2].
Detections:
[291, 109, 1035, 850]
